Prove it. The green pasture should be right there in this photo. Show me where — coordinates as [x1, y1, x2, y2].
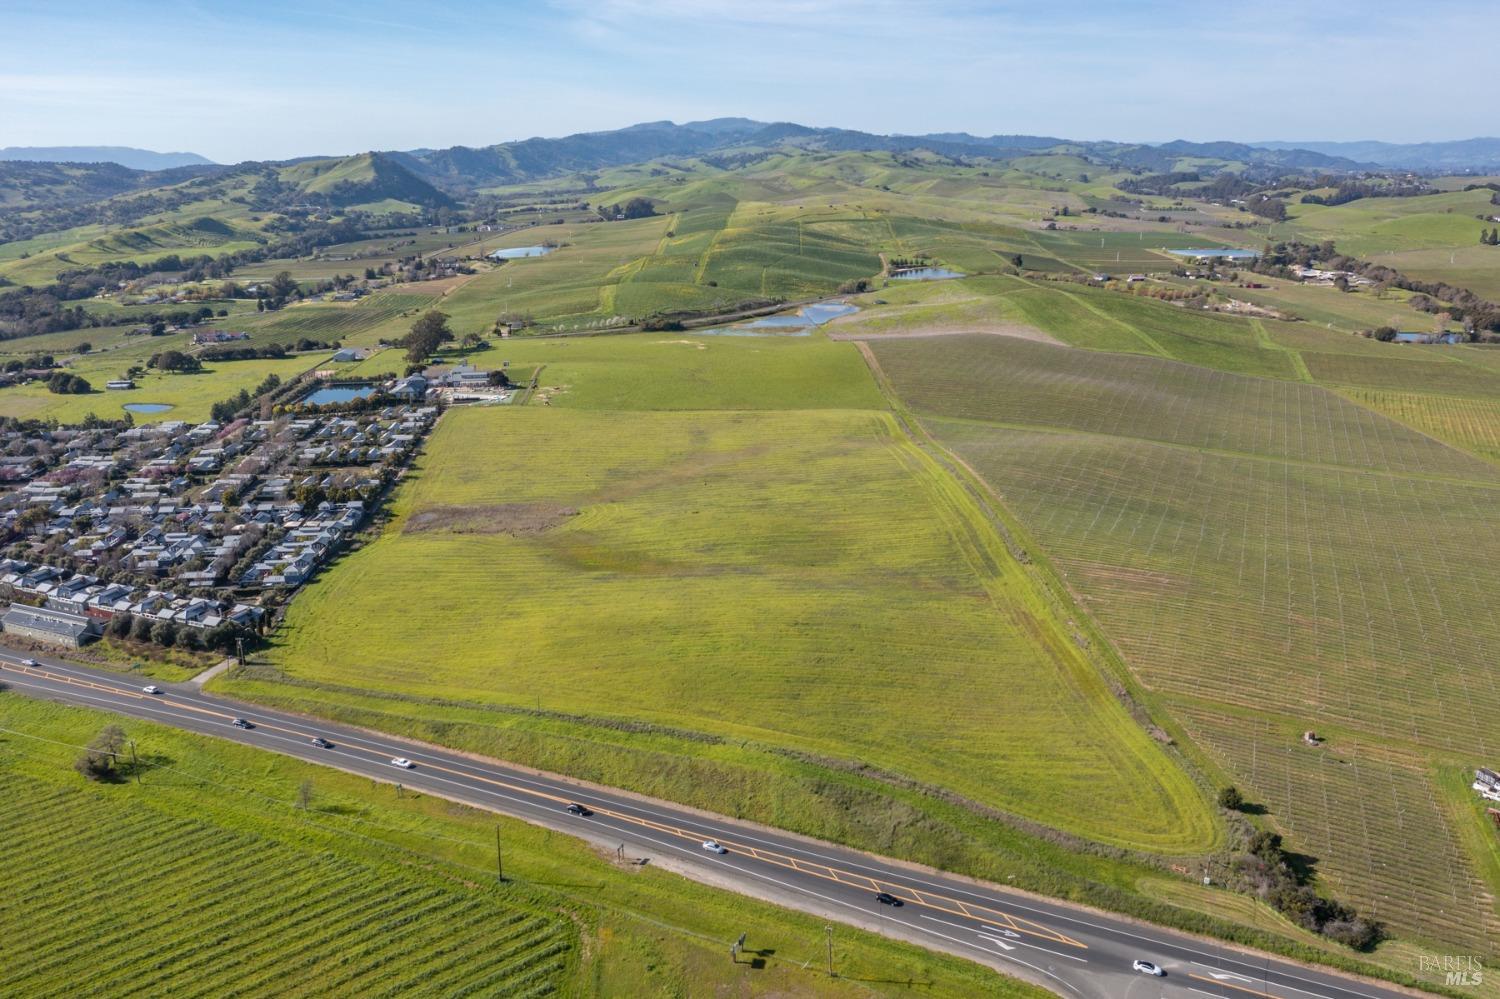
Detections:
[246, 405, 1216, 855]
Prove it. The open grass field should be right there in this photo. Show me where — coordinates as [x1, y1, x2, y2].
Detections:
[1272, 189, 1498, 256]
[0, 343, 319, 424]
[0, 695, 1044, 999]
[245, 405, 1215, 855]
[471, 330, 884, 410]
[867, 333, 1500, 954]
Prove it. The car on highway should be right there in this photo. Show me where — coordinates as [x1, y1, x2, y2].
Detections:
[20, 658, 39, 667]
[230, 717, 253, 729]
[1132, 959, 1165, 977]
[310, 737, 333, 749]
[874, 892, 904, 907]
[564, 803, 593, 816]
[141, 685, 161, 695]
[390, 757, 415, 769]
[701, 839, 728, 855]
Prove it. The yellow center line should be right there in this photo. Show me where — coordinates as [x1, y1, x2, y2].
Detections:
[4, 662, 1085, 949]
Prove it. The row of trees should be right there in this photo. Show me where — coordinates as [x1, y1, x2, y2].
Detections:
[103, 610, 253, 654]
[208, 373, 282, 423]
[1217, 787, 1381, 950]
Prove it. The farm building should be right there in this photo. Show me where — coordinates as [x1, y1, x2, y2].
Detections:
[106, 379, 135, 390]
[2, 603, 101, 647]
[1474, 768, 1500, 803]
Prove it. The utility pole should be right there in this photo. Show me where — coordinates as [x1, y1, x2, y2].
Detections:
[825, 925, 834, 977]
[129, 739, 140, 785]
[495, 825, 504, 882]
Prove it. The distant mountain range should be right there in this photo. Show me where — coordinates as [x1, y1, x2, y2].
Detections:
[390, 119, 1377, 190]
[1252, 138, 1500, 171]
[0, 146, 216, 171]
[8, 123, 1500, 224]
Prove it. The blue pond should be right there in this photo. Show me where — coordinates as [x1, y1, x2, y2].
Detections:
[123, 402, 173, 414]
[489, 245, 555, 260]
[699, 302, 859, 337]
[302, 384, 377, 405]
[1167, 248, 1259, 260]
[892, 267, 963, 281]
[1394, 332, 1463, 344]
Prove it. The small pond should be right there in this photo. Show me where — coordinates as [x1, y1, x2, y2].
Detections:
[1167, 248, 1259, 260]
[1393, 333, 1463, 344]
[122, 402, 174, 414]
[302, 384, 377, 405]
[891, 267, 964, 281]
[699, 301, 860, 337]
[489, 245, 555, 260]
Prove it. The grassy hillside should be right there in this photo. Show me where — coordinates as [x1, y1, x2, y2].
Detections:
[0, 694, 1045, 998]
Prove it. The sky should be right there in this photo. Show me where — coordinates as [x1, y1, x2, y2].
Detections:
[1, 0, 1493, 163]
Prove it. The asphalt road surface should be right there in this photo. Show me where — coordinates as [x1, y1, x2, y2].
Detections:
[0, 649, 1421, 999]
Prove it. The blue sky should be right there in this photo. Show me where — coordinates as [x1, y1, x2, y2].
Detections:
[1, 0, 1492, 162]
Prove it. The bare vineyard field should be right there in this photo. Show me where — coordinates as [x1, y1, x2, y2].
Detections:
[870, 333, 1500, 950]
[1167, 701, 1500, 956]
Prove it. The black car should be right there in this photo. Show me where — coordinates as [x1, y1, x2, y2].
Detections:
[564, 803, 593, 817]
[311, 737, 333, 749]
[230, 717, 254, 729]
[874, 892, 903, 907]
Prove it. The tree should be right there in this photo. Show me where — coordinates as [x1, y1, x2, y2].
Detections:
[74, 724, 127, 781]
[16, 505, 49, 535]
[46, 372, 92, 394]
[268, 270, 299, 305]
[1011, 254, 1024, 269]
[403, 309, 453, 364]
[150, 619, 178, 648]
[150, 350, 201, 374]
[1217, 786, 1245, 811]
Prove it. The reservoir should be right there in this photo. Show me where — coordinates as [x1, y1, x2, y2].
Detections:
[892, 266, 963, 280]
[489, 245, 555, 260]
[123, 402, 173, 414]
[1167, 248, 1258, 260]
[302, 384, 377, 405]
[699, 301, 859, 336]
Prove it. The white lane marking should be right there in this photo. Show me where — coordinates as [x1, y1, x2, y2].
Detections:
[918, 913, 1088, 963]
[1193, 964, 1253, 982]
[978, 933, 1016, 951]
[913, 916, 1083, 995]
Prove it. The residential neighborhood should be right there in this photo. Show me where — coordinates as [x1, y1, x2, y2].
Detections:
[0, 401, 438, 651]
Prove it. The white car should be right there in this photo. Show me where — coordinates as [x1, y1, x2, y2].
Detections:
[21, 658, 39, 667]
[701, 839, 728, 855]
[142, 685, 161, 695]
[390, 757, 415, 769]
[1132, 959, 1164, 977]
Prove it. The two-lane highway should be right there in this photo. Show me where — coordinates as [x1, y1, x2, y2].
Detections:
[0, 649, 1421, 998]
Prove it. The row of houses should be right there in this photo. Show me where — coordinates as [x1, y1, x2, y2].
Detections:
[1, 407, 437, 603]
[0, 558, 264, 647]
